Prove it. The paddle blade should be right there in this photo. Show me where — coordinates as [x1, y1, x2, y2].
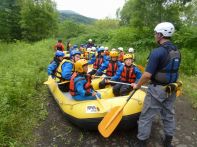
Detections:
[137, 65, 145, 73]
[98, 106, 123, 138]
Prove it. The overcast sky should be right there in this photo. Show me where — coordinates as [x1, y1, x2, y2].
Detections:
[53, 0, 126, 19]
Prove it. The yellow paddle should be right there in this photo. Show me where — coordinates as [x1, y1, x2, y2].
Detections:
[98, 90, 137, 138]
[137, 64, 145, 72]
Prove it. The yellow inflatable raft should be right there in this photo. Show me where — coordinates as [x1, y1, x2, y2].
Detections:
[46, 76, 146, 130]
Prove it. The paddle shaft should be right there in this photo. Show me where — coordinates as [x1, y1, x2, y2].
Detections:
[95, 95, 106, 112]
[109, 80, 147, 89]
[57, 81, 69, 85]
[95, 75, 111, 79]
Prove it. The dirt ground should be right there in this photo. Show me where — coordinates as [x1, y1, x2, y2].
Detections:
[33, 92, 197, 147]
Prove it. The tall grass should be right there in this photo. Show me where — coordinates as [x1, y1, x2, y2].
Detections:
[0, 39, 54, 146]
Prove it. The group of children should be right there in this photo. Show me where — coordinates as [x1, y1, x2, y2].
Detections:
[48, 39, 141, 101]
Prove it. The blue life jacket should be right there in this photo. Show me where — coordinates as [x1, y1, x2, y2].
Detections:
[153, 45, 181, 84]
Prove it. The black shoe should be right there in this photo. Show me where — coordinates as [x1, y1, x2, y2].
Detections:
[163, 135, 173, 147]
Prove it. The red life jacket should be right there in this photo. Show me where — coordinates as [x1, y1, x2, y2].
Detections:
[93, 56, 103, 69]
[120, 65, 136, 83]
[56, 42, 64, 51]
[69, 72, 92, 96]
[106, 61, 118, 76]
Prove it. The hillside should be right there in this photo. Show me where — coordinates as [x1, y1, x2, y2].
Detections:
[59, 10, 96, 24]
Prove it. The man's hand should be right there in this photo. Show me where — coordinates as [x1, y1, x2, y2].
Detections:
[131, 83, 141, 89]
[105, 79, 110, 83]
[92, 91, 97, 96]
[91, 75, 95, 79]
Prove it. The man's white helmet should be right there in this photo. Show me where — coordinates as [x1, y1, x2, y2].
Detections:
[105, 47, 109, 51]
[118, 47, 123, 51]
[154, 22, 175, 37]
[128, 48, 134, 53]
[91, 47, 96, 51]
[88, 39, 92, 42]
[111, 48, 116, 51]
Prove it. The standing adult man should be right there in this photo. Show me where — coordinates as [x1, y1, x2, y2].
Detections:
[54, 39, 65, 51]
[86, 39, 94, 48]
[131, 22, 181, 147]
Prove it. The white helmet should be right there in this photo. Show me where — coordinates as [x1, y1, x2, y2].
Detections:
[111, 48, 116, 51]
[154, 22, 175, 37]
[118, 47, 123, 51]
[128, 48, 134, 53]
[105, 47, 109, 51]
[87, 48, 91, 52]
[91, 47, 96, 51]
[88, 39, 92, 42]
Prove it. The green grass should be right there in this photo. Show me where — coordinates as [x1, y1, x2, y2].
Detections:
[0, 39, 54, 146]
[180, 74, 197, 108]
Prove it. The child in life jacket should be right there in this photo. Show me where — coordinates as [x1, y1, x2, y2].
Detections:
[83, 48, 91, 60]
[54, 50, 81, 92]
[48, 51, 65, 78]
[128, 47, 135, 61]
[108, 54, 142, 96]
[118, 47, 124, 62]
[104, 47, 110, 56]
[95, 51, 123, 89]
[70, 59, 101, 101]
[88, 47, 107, 75]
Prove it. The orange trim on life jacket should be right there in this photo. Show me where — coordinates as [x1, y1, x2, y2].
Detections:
[69, 72, 92, 96]
[118, 52, 124, 62]
[106, 61, 118, 76]
[93, 56, 103, 69]
[120, 66, 136, 83]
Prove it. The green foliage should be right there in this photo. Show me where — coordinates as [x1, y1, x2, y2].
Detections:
[179, 48, 197, 75]
[180, 74, 197, 108]
[0, 0, 21, 41]
[59, 10, 96, 24]
[107, 27, 154, 51]
[120, 0, 191, 29]
[109, 27, 137, 48]
[173, 26, 197, 50]
[181, 0, 197, 26]
[61, 18, 120, 46]
[0, 0, 58, 42]
[57, 20, 86, 39]
[0, 40, 54, 146]
[20, 0, 58, 41]
[93, 19, 120, 30]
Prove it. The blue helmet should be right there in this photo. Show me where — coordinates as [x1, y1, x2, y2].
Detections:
[73, 44, 78, 48]
[97, 47, 105, 52]
[70, 50, 81, 57]
[55, 51, 65, 57]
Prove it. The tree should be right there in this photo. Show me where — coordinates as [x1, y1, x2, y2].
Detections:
[0, 0, 21, 41]
[120, 0, 192, 30]
[20, 0, 58, 41]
